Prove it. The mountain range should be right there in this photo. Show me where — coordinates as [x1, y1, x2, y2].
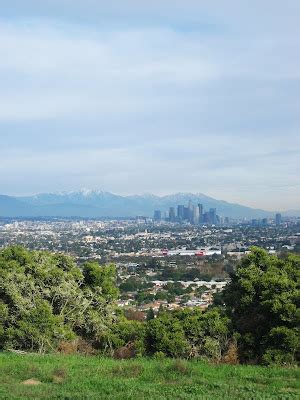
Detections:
[0, 191, 299, 219]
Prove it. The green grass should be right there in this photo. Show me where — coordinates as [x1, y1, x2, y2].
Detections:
[0, 353, 299, 400]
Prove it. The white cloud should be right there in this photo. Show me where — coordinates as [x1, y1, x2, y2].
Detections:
[0, 3, 299, 209]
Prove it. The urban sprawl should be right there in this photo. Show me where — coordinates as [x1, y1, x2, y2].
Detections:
[0, 208, 299, 316]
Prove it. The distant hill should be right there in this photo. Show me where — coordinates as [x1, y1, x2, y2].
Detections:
[0, 195, 36, 217]
[0, 190, 298, 219]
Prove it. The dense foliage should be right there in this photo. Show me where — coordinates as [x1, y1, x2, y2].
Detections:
[223, 248, 300, 365]
[144, 308, 230, 360]
[0, 246, 299, 366]
[0, 246, 118, 352]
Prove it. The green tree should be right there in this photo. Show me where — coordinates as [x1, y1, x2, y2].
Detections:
[223, 248, 300, 364]
[145, 313, 189, 358]
[146, 307, 155, 321]
[83, 261, 119, 300]
[0, 246, 118, 352]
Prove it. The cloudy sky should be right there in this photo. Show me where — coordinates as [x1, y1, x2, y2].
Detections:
[0, 1, 299, 210]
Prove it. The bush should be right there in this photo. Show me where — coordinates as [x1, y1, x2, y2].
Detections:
[222, 341, 239, 365]
[0, 246, 118, 353]
[145, 314, 189, 358]
[153, 351, 166, 359]
[57, 338, 94, 355]
[201, 337, 222, 362]
[113, 342, 136, 359]
[223, 248, 300, 364]
[262, 349, 296, 366]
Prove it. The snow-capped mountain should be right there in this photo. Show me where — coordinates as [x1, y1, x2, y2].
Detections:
[0, 191, 298, 218]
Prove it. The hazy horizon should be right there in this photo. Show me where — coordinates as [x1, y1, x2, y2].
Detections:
[1, 1, 299, 210]
[1, 189, 298, 213]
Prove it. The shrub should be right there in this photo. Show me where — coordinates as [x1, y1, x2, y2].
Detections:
[57, 341, 78, 355]
[223, 248, 300, 364]
[153, 351, 166, 359]
[0, 246, 118, 353]
[222, 341, 239, 365]
[145, 314, 189, 358]
[113, 342, 136, 359]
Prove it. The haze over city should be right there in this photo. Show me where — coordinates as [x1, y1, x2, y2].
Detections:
[0, 1, 299, 211]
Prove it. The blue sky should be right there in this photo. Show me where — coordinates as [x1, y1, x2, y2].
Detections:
[0, 1, 299, 210]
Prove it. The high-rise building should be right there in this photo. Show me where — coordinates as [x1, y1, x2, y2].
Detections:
[177, 205, 184, 221]
[169, 207, 176, 222]
[202, 211, 210, 223]
[183, 206, 190, 221]
[192, 205, 200, 224]
[198, 203, 203, 223]
[275, 213, 282, 226]
[152, 202, 221, 225]
[209, 208, 217, 224]
[262, 218, 268, 226]
[188, 200, 193, 222]
[153, 210, 162, 221]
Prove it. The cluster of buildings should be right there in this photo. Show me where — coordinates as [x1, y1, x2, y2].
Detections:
[251, 213, 282, 227]
[154, 201, 225, 225]
[1, 216, 299, 313]
[161, 248, 221, 257]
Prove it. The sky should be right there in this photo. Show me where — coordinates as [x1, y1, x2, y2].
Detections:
[0, 0, 299, 211]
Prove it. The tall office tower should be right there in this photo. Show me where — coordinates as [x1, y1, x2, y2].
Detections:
[192, 205, 200, 224]
[209, 208, 217, 224]
[177, 205, 184, 221]
[183, 206, 190, 221]
[202, 211, 210, 223]
[262, 218, 268, 226]
[188, 200, 193, 223]
[198, 203, 203, 223]
[153, 210, 162, 221]
[275, 213, 282, 226]
[169, 207, 176, 222]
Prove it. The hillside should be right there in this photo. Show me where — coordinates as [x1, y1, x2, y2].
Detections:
[0, 354, 299, 400]
[0, 195, 36, 217]
[1, 190, 296, 218]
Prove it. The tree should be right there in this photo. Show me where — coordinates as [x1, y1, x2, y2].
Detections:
[223, 247, 300, 364]
[146, 307, 155, 321]
[143, 308, 229, 360]
[145, 313, 189, 358]
[0, 246, 118, 352]
[82, 261, 119, 300]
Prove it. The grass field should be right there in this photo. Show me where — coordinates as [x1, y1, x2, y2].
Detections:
[0, 353, 299, 399]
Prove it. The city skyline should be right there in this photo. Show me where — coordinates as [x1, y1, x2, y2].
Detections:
[0, 1, 299, 210]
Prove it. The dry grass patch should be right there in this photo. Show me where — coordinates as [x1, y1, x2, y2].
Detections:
[21, 378, 42, 386]
[52, 367, 68, 384]
[111, 363, 144, 378]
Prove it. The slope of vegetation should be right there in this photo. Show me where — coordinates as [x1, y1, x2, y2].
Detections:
[0, 353, 299, 400]
[0, 246, 299, 366]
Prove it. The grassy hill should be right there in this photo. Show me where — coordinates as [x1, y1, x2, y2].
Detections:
[0, 353, 299, 400]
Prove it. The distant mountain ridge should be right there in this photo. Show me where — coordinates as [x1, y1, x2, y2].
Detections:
[0, 191, 298, 219]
